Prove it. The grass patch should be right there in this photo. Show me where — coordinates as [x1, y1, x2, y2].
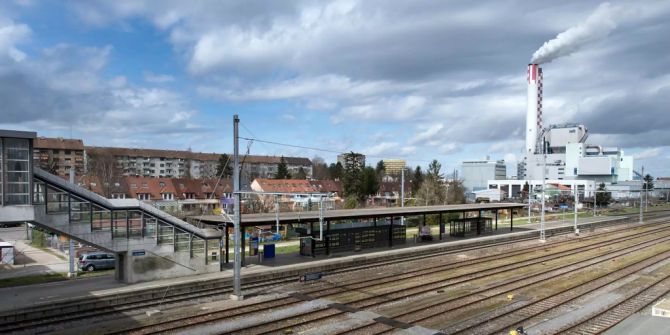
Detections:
[272, 244, 300, 255]
[0, 273, 67, 288]
[78, 269, 115, 278]
[0, 269, 115, 289]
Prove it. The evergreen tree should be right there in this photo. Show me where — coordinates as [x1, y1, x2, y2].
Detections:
[360, 166, 380, 200]
[412, 166, 424, 196]
[216, 154, 233, 178]
[295, 167, 307, 179]
[596, 183, 612, 206]
[329, 162, 344, 180]
[427, 159, 443, 180]
[275, 156, 291, 179]
[342, 159, 362, 198]
[375, 160, 386, 180]
[644, 174, 654, 191]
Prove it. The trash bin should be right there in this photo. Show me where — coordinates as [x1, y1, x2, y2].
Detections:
[263, 244, 275, 259]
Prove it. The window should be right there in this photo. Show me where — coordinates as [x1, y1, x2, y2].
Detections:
[159, 182, 165, 188]
[142, 182, 148, 188]
[64, 150, 71, 155]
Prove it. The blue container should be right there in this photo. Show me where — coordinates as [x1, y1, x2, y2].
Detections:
[263, 244, 276, 259]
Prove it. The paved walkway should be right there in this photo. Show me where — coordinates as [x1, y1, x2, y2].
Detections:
[0, 227, 70, 279]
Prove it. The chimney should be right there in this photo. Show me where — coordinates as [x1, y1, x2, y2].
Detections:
[526, 64, 543, 154]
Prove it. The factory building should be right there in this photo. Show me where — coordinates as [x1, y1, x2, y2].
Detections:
[491, 64, 634, 199]
[460, 158, 506, 192]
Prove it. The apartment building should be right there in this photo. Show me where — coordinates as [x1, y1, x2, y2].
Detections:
[33, 137, 85, 177]
[86, 146, 312, 180]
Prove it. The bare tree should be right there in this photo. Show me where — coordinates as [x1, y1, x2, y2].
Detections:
[88, 150, 122, 198]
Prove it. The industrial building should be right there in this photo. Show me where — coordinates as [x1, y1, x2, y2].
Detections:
[460, 158, 506, 192]
[489, 64, 634, 198]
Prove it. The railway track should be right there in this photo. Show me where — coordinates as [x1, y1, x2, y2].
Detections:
[114, 215, 670, 334]
[552, 267, 670, 334]
[238, 229, 670, 334]
[3, 212, 659, 334]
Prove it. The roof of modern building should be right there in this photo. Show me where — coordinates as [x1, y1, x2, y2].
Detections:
[196, 202, 524, 226]
[0, 129, 36, 139]
[34, 137, 85, 150]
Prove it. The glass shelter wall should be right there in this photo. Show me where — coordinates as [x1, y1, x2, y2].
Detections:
[2, 137, 32, 205]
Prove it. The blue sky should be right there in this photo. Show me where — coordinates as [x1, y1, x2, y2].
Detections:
[0, 0, 669, 177]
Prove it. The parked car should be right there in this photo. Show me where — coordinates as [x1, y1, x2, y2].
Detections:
[78, 252, 115, 271]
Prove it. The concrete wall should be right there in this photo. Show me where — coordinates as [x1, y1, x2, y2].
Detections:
[120, 243, 219, 283]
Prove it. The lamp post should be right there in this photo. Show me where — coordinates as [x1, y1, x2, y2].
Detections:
[231, 114, 243, 301]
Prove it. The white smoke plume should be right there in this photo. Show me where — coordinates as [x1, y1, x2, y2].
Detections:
[531, 3, 624, 64]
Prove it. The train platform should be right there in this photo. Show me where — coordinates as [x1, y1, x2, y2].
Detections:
[0, 214, 640, 313]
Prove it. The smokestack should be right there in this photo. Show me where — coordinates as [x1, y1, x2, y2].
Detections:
[526, 64, 543, 154]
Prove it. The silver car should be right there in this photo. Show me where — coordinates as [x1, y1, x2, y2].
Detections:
[78, 252, 115, 271]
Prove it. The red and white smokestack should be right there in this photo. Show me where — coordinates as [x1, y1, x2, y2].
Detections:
[526, 64, 543, 154]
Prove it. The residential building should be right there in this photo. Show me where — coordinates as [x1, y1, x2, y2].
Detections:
[460, 158, 506, 192]
[85, 146, 312, 180]
[33, 137, 85, 177]
[371, 181, 411, 207]
[382, 159, 406, 175]
[308, 180, 343, 198]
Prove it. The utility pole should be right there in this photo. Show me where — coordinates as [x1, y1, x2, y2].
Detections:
[231, 115, 243, 301]
[593, 180, 597, 217]
[574, 184, 579, 235]
[528, 184, 532, 225]
[639, 166, 644, 224]
[540, 145, 546, 242]
[68, 167, 77, 279]
[275, 196, 280, 234]
[400, 167, 405, 225]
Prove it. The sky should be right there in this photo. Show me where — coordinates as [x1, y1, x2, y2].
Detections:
[0, 0, 669, 177]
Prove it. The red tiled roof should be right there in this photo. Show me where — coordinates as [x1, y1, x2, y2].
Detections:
[253, 179, 317, 193]
[35, 137, 84, 150]
[309, 180, 343, 194]
[126, 177, 177, 200]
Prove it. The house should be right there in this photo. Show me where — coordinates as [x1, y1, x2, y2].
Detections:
[371, 181, 411, 207]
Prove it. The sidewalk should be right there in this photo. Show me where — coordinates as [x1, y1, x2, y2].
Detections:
[0, 227, 70, 279]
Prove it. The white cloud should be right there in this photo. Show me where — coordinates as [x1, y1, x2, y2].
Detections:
[634, 148, 662, 160]
[0, 19, 30, 62]
[410, 123, 444, 145]
[363, 142, 399, 157]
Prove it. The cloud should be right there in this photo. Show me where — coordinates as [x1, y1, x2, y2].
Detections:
[6, 0, 666, 172]
[634, 148, 662, 160]
[0, 19, 30, 62]
[143, 71, 175, 83]
[410, 123, 444, 145]
[0, 41, 199, 147]
[363, 142, 399, 157]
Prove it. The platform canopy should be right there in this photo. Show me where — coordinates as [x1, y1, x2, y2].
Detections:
[194, 202, 523, 227]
